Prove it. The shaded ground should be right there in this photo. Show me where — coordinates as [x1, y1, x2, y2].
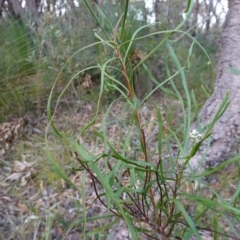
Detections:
[0, 97, 160, 239]
[0, 96, 239, 240]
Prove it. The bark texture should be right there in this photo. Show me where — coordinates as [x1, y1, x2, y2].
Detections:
[190, 0, 240, 170]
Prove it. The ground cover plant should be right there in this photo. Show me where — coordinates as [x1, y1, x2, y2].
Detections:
[45, 0, 240, 239]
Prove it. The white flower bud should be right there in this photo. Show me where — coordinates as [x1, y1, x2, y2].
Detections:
[189, 129, 202, 142]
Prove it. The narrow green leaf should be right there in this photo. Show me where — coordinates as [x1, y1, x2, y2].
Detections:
[205, 91, 230, 135]
[197, 155, 240, 177]
[201, 84, 211, 97]
[72, 141, 93, 162]
[83, 0, 110, 40]
[172, 199, 201, 240]
[187, 42, 194, 68]
[213, 216, 218, 240]
[120, 0, 129, 39]
[188, 195, 240, 215]
[184, 0, 193, 13]
[167, 41, 191, 152]
[80, 58, 116, 135]
[230, 180, 240, 206]
[157, 108, 163, 161]
[228, 67, 240, 75]
[94, 131, 155, 168]
[95, 4, 113, 31]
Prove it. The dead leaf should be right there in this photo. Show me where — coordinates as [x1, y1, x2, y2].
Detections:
[2, 196, 12, 202]
[65, 233, 81, 240]
[17, 200, 29, 212]
[93, 123, 102, 129]
[81, 74, 93, 89]
[13, 160, 35, 172]
[5, 172, 23, 181]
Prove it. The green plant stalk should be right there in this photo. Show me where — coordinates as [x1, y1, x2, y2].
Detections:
[120, 50, 151, 219]
[213, 216, 218, 240]
[83, 0, 110, 40]
[44, 216, 53, 240]
[156, 108, 166, 226]
[167, 41, 191, 153]
[82, 171, 87, 240]
[120, 0, 129, 39]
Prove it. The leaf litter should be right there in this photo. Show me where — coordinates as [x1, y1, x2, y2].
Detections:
[0, 97, 239, 240]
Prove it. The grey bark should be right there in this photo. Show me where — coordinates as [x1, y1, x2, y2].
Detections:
[25, 0, 41, 25]
[7, 0, 26, 18]
[190, 0, 240, 171]
[154, 0, 161, 22]
[0, 0, 5, 17]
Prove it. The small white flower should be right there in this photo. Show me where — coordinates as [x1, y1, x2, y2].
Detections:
[189, 129, 202, 142]
[24, 215, 39, 224]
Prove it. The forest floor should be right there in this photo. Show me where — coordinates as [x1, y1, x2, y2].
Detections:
[0, 94, 239, 240]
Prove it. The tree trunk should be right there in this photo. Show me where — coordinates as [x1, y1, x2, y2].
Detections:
[190, 0, 240, 170]
[154, 0, 161, 22]
[25, 0, 41, 25]
[0, 0, 4, 15]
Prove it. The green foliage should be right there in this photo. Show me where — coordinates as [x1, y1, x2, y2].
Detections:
[0, 19, 36, 120]
[45, 1, 239, 239]
[0, 0, 220, 122]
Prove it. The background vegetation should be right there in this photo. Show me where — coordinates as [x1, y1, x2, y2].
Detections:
[0, 0, 227, 122]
